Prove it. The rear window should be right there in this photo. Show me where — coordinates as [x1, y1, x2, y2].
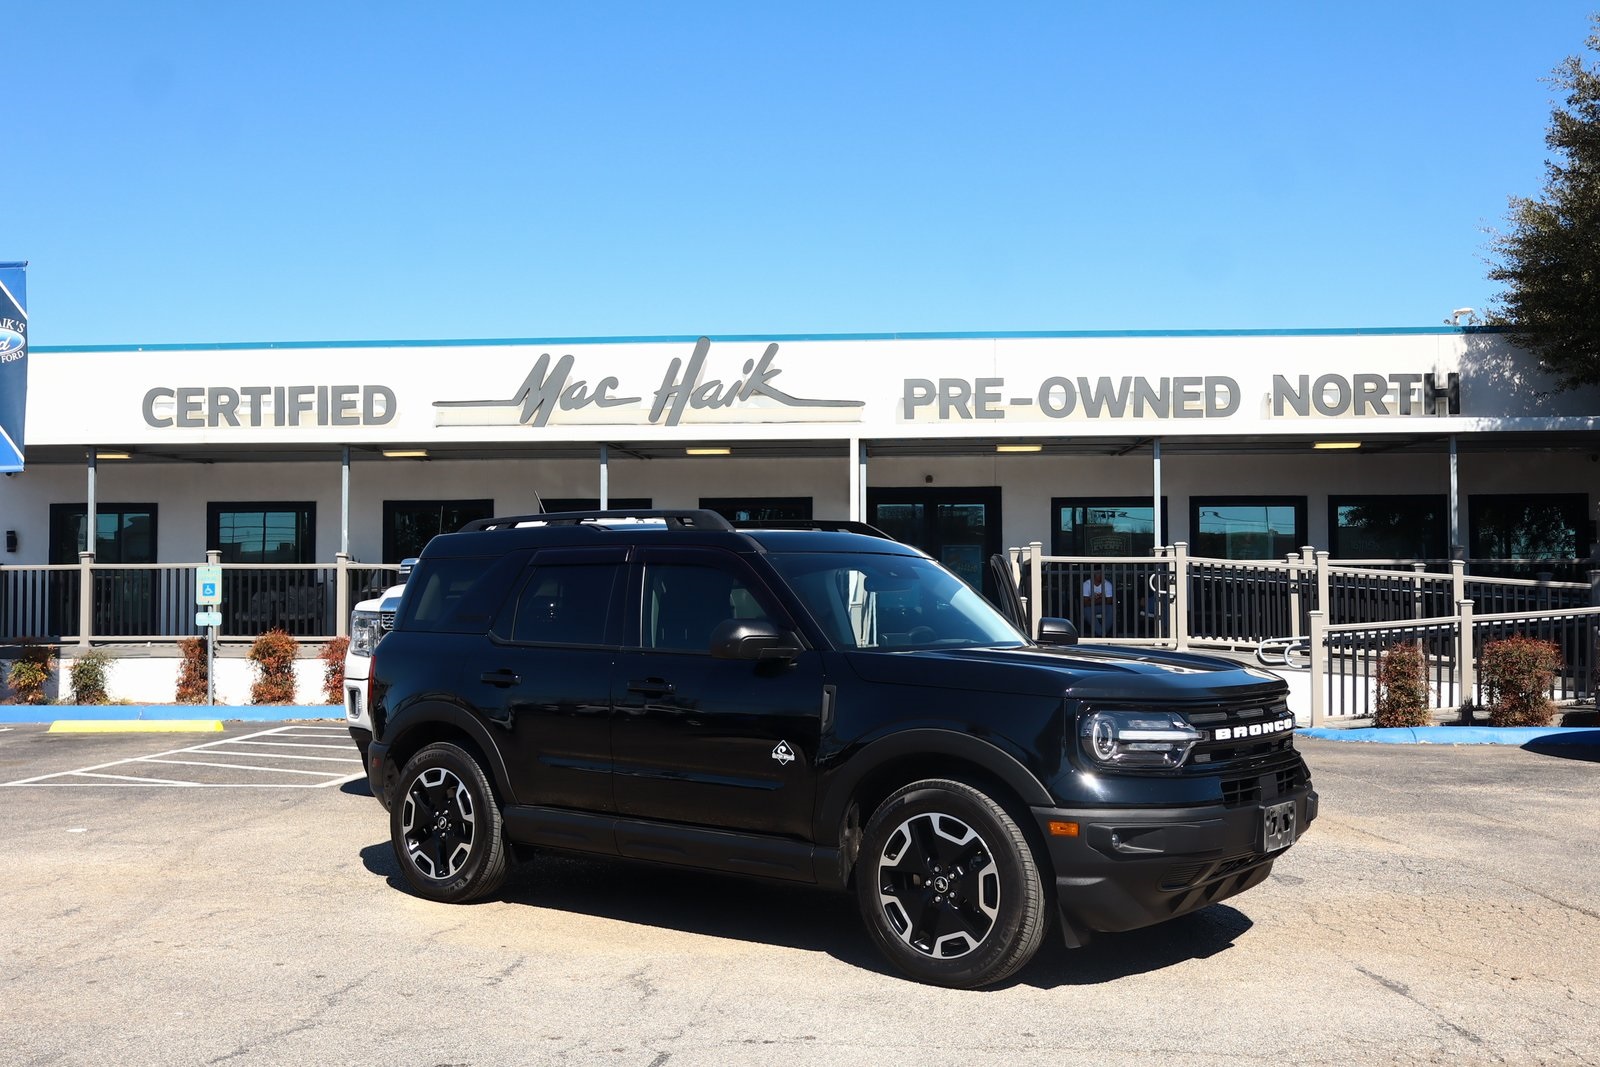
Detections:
[396, 555, 510, 633]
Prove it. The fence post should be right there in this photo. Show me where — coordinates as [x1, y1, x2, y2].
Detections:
[1172, 541, 1189, 651]
[335, 552, 351, 638]
[1412, 561, 1426, 620]
[1308, 609, 1326, 728]
[1028, 541, 1043, 640]
[77, 550, 95, 649]
[1450, 557, 1466, 611]
[1457, 598, 1475, 716]
[1315, 550, 1331, 623]
[1287, 552, 1302, 639]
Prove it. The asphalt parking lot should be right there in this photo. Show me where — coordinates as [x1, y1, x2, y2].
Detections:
[0, 725, 1596, 1067]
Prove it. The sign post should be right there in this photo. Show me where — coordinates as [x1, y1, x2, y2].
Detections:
[196, 565, 222, 705]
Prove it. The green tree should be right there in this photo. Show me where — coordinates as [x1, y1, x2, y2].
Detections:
[1488, 16, 1600, 390]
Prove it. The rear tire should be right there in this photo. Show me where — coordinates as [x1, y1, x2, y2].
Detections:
[856, 778, 1047, 988]
[390, 742, 509, 903]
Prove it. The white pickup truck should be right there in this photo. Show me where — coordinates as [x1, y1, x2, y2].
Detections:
[343, 560, 415, 768]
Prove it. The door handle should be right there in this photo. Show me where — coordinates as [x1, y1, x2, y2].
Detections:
[627, 678, 674, 697]
[479, 669, 520, 688]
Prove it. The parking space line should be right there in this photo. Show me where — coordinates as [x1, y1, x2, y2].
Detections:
[0, 725, 367, 789]
[139, 758, 340, 776]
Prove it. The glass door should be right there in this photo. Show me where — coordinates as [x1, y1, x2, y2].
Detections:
[868, 487, 1003, 600]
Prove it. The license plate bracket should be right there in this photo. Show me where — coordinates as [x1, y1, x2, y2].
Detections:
[1261, 799, 1296, 853]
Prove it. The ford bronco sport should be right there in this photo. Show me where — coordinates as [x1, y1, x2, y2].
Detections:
[365, 509, 1316, 988]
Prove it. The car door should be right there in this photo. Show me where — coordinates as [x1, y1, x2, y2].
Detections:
[472, 546, 626, 810]
[611, 546, 824, 838]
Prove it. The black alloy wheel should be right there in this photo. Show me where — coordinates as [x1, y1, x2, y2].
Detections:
[857, 779, 1047, 988]
[390, 742, 508, 903]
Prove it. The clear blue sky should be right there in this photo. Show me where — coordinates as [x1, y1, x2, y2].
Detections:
[8, 1, 1597, 345]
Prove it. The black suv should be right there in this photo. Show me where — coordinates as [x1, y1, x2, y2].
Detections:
[365, 510, 1316, 988]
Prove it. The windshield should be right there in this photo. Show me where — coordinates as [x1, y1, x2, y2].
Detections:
[768, 552, 1028, 651]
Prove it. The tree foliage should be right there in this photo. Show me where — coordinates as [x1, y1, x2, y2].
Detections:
[1488, 16, 1600, 390]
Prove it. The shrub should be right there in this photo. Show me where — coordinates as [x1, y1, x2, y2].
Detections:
[1481, 635, 1561, 727]
[175, 637, 209, 704]
[249, 629, 299, 705]
[68, 649, 113, 704]
[6, 642, 57, 705]
[319, 636, 350, 705]
[1374, 641, 1430, 728]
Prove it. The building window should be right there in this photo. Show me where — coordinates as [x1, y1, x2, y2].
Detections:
[1330, 495, 1449, 561]
[207, 503, 316, 563]
[1051, 498, 1168, 556]
[699, 497, 813, 522]
[382, 499, 495, 563]
[48, 504, 158, 564]
[1190, 497, 1306, 561]
[1470, 493, 1590, 577]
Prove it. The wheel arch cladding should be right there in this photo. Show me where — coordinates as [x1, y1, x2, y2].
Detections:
[820, 730, 1053, 874]
[386, 704, 513, 804]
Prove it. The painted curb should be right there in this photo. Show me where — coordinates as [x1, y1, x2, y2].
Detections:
[49, 720, 224, 734]
[0, 705, 343, 725]
[1300, 726, 1600, 746]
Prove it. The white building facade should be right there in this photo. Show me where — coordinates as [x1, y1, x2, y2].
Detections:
[2, 327, 1596, 609]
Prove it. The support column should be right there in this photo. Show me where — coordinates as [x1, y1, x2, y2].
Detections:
[1448, 434, 1462, 558]
[848, 438, 864, 522]
[85, 448, 97, 556]
[599, 445, 610, 510]
[1151, 438, 1163, 549]
[340, 446, 350, 558]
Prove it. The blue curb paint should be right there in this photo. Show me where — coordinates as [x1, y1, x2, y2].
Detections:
[1300, 726, 1600, 746]
[0, 705, 342, 724]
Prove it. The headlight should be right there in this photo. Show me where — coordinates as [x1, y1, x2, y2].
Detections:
[1079, 710, 1201, 769]
[350, 610, 381, 655]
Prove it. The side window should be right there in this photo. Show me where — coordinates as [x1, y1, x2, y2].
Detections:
[644, 563, 771, 653]
[511, 564, 620, 646]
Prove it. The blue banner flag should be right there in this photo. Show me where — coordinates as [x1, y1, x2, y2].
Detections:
[0, 261, 26, 473]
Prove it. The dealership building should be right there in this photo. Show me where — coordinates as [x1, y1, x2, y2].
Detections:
[2, 327, 1597, 601]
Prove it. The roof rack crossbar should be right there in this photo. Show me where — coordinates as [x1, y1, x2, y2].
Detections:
[458, 508, 735, 533]
[733, 519, 898, 541]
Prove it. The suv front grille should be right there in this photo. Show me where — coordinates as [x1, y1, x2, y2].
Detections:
[1184, 697, 1297, 769]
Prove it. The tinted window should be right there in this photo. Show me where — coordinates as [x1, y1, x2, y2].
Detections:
[1331, 495, 1448, 559]
[643, 563, 771, 653]
[398, 556, 496, 632]
[1190, 497, 1306, 560]
[1053, 497, 1168, 556]
[208, 503, 315, 563]
[511, 564, 620, 646]
[383, 499, 494, 562]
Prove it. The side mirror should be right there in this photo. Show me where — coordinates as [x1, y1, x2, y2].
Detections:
[1037, 617, 1079, 646]
[710, 618, 803, 661]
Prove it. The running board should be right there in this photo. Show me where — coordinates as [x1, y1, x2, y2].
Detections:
[502, 805, 843, 888]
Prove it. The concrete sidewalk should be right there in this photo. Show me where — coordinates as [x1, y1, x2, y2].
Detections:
[0, 704, 342, 724]
[1300, 725, 1600, 746]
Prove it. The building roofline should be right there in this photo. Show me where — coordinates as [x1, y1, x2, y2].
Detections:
[31, 325, 1508, 354]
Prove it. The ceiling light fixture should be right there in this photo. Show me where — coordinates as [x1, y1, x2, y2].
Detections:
[382, 449, 429, 458]
[685, 447, 732, 456]
[996, 444, 1043, 453]
[1312, 442, 1362, 451]
[94, 451, 131, 460]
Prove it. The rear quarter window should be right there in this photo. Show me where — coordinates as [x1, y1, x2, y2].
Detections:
[397, 555, 521, 633]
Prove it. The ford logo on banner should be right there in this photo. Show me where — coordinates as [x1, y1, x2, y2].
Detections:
[0, 327, 23, 359]
[0, 261, 28, 473]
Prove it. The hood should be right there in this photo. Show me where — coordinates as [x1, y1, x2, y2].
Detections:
[841, 643, 1288, 704]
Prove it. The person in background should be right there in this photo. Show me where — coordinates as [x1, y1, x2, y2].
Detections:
[1082, 566, 1114, 637]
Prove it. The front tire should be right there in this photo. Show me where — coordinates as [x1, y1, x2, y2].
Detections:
[856, 779, 1047, 988]
[390, 742, 509, 903]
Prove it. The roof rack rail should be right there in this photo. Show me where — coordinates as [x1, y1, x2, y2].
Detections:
[733, 519, 898, 541]
[458, 508, 735, 533]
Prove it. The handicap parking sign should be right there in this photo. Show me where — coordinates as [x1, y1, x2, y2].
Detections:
[196, 565, 222, 606]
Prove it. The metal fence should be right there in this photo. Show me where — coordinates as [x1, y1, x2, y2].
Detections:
[0, 556, 401, 645]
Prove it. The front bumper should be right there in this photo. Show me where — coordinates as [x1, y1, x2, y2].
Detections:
[1032, 785, 1317, 947]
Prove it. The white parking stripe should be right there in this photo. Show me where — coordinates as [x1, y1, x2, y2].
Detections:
[0, 725, 367, 789]
[139, 758, 340, 776]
